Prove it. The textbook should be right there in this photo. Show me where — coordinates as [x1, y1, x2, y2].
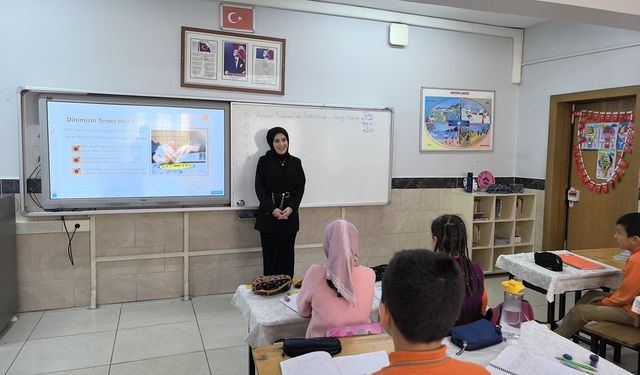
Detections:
[487, 346, 582, 375]
[280, 350, 389, 375]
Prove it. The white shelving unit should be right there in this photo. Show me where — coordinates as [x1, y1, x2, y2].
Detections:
[452, 191, 537, 274]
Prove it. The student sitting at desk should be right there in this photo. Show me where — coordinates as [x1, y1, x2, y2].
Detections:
[556, 212, 640, 338]
[375, 250, 489, 374]
[431, 214, 487, 326]
[296, 219, 375, 338]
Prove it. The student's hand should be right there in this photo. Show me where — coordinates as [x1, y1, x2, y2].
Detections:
[272, 208, 285, 218]
[589, 295, 607, 305]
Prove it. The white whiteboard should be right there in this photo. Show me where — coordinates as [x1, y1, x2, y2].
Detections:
[231, 103, 393, 208]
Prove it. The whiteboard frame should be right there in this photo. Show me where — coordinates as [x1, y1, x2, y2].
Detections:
[230, 101, 393, 209]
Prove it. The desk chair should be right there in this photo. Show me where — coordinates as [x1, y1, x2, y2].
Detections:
[582, 321, 640, 374]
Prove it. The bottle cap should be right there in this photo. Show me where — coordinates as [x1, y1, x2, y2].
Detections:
[501, 279, 525, 294]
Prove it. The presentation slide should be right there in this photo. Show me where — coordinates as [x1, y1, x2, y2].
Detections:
[46, 101, 226, 200]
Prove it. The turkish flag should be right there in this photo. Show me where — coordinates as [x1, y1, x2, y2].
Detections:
[221, 4, 254, 32]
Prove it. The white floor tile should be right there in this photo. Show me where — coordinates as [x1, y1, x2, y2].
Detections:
[110, 351, 210, 375]
[485, 275, 508, 292]
[112, 321, 203, 364]
[0, 311, 43, 344]
[192, 294, 241, 321]
[7, 331, 115, 375]
[207, 346, 248, 375]
[198, 316, 247, 350]
[43, 365, 110, 374]
[31, 304, 121, 339]
[119, 299, 195, 329]
[0, 342, 22, 374]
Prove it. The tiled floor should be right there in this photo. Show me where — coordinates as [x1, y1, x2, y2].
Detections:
[0, 276, 637, 374]
[0, 295, 248, 375]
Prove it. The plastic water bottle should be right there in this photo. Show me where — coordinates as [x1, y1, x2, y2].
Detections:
[500, 279, 525, 341]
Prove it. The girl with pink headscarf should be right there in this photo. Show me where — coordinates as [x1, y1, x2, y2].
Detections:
[296, 219, 376, 338]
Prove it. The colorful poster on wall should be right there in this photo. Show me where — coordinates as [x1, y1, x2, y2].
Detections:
[420, 88, 494, 151]
[599, 123, 618, 150]
[596, 149, 616, 180]
[582, 123, 600, 150]
[575, 110, 635, 190]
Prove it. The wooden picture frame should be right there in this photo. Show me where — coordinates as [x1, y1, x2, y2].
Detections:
[181, 26, 285, 95]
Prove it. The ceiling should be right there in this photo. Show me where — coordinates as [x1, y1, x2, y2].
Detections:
[317, 0, 640, 30]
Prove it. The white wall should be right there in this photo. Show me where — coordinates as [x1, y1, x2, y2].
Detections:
[0, 0, 520, 179]
[516, 20, 640, 178]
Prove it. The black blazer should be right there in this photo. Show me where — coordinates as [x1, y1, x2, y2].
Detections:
[254, 151, 306, 234]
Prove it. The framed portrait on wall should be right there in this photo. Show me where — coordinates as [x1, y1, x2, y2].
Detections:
[420, 87, 494, 151]
[181, 26, 285, 95]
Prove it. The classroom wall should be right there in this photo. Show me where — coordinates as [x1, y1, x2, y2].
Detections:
[515, 20, 640, 179]
[3, 0, 529, 310]
[1, 0, 519, 179]
[15, 189, 446, 310]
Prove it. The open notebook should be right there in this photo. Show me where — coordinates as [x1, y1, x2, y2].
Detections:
[487, 346, 583, 375]
[280, 350, 389, 375]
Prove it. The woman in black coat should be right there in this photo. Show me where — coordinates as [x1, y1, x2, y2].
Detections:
[254, 127, 305, 278]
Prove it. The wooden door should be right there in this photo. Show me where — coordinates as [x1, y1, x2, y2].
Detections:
[542, 86, 640, 250]
[566, 97, 639, 249]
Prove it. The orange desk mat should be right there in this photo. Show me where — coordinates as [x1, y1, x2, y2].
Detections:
[559, 254, 605, 270]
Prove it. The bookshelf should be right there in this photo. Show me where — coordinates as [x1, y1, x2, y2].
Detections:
[452, 191, 537, 274]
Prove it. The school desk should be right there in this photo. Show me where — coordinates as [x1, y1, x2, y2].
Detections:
[572, 247, 626, 270]
[252, 321, 629, 374]
[495, 250, 623, 329]
[232, 284, 381, 375]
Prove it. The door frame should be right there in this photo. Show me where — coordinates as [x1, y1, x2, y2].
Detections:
[543, 85, 640, 250]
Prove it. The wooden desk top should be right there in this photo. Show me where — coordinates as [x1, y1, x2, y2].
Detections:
[252, 333, 394, 375]
[572, 247, 626, 270]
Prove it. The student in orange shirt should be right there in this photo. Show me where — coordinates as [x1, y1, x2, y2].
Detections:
[556, 212, 640, 338]
[375, 250, 489, 374]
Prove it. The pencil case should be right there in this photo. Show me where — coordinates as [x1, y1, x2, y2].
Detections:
[450, 319, 502, 354]
[282, 337, 342, 357]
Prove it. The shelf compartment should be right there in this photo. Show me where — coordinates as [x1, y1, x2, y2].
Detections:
[515, 220, 534, 245]
[494, 196, 515, 220]
[494, 221, 514, 246]
[473, 196, 495, 221]
[515, 194, 536, 220]
[493, 247, 514, 271]
[472, 222, 494, 248]
[514, 245, 534, 254]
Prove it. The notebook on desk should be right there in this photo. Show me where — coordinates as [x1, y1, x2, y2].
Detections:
[487, 346, 582, 375]
[280, 350, 389, 375]
[559, 254, 604, 270]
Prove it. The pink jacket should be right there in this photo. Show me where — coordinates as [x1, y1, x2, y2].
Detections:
[297, 264, 375, 338]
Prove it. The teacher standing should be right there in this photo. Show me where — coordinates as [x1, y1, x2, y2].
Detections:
[254, 127, 306, 278]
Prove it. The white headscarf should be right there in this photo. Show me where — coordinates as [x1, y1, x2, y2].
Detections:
[323, 219, 359, 306]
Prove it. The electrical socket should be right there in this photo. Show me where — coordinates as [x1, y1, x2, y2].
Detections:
[62, 220, 90, 232]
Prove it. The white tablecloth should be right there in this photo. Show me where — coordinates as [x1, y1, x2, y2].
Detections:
[633, 296, 640, 314]
[495, 250, 623, 303]
[444, 321, 630, 374]
[232, 285, 381, 347]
